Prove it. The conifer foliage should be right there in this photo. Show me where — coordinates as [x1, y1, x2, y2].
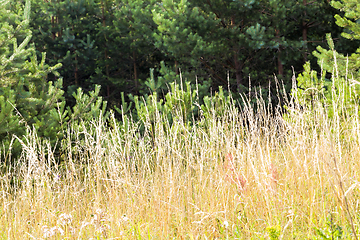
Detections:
[0, 0, 106, 157]
[314, 0, 360, 78]
[297, 0, 360, 118]
[0, 0, 64, 140]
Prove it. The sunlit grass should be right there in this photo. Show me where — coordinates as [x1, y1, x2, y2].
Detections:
[1, 79, 359, 239]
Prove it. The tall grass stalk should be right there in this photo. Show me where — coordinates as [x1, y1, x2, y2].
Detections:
[0, 76, 359, 239]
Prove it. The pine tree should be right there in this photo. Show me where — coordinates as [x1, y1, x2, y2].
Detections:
[0, 0, 107, 158]
[112, 0, 162, 95]
[151, 0, 337, 94]
[152, 0, 261, 92]
[28, 0, 102, 91]
[295, 0, 360, 119]
[313, 0, 360, 78]
[0, 0, 65, 152]
[15, 0, 352, 110]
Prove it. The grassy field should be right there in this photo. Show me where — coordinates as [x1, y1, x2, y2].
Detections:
[1, 81, 360, 239]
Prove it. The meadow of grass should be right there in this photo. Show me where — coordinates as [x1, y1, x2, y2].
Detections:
[0, 76, 360, 239]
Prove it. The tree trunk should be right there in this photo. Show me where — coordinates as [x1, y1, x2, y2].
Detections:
[133, 51, 139, 93]
[101, 0, 110, 97]
[234, 54, 243, 93]
[175, 60, 179, 75]
[74, 53, 78, 86]
[51, 16, 56, 40]
[277, 49, 284, 76]
[276, 29, 284, 76]
[302, 0, 308, 62]
[231, 16, 244, 93]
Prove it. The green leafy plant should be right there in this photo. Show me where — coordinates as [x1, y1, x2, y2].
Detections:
[266, 225, 281, 240]
[314, 214, 344, 240]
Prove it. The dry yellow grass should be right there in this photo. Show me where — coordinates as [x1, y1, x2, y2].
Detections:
[0, 86, 359, 239]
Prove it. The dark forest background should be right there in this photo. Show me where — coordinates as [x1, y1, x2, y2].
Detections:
[24, 0, 359, 102]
